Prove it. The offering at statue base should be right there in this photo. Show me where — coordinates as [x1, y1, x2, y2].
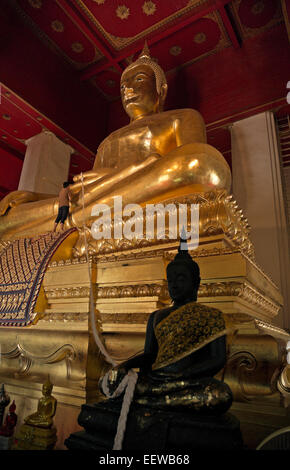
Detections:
[13, 377, 57, 450]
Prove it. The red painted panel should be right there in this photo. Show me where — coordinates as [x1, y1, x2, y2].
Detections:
[166, 25, 290, 124]
[0, 148, 23, 191]
[95, 70, 121, 97]
[238, 0, 277, 29]
[144, 17, 221, 72]
[0, 6, 108, 153]
[0, 97, 43, 140]
[18, 0, 97, 63]
[83, 0, 189, 37]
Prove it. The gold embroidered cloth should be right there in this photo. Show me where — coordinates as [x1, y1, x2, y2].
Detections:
[0, 229, 77, 327]
[152, 301, 230, 370]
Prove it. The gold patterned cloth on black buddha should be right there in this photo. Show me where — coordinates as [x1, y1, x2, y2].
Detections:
[152, 301, 230, 371]
[134, 302, 234, 413]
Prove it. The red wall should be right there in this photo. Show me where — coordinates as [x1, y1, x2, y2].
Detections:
[0, 4, 108, 153]
[0, 148, 23, 196]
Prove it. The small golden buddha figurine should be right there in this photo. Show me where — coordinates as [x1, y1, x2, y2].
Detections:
[24, 377, 57, 429]
[0, 43, 231, 241]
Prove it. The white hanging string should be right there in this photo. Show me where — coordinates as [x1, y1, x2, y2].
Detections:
[80, 173, 138, 450]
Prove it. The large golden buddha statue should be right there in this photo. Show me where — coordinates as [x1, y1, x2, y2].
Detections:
[0, 43, 231, 240]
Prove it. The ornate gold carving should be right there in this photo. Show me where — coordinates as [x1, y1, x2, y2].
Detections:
[225, 343, 280, 403]
[97, 283, 169, 299]
[200, 281, 279, 317]
[72, 190, 255, 259]
[41, 312, 88, 322]
[48, 255, 88, 267]
[0, 342, 76, 378]
[254, 319, 290, 341]
[44, 286, 91, 299]
[96, 280, 278, 318]
[100, 312, 149, 324]
[277, 365, 290, 408]
[254, 319, 290, 407]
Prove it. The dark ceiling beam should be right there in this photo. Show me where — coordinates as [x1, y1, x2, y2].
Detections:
[218, 4, 240, 48]
[0, 139, 24, 161]
[57, 0, 123, 74]
[80, 0, 233, 81]
[81, 57, 117, 81]
[281, 0, 290, 42]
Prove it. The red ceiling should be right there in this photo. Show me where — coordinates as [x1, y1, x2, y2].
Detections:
[0, 0, 290, 199]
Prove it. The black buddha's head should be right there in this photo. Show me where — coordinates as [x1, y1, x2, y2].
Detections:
[120, 42, 168, 121]
[166, 236, 200, 306]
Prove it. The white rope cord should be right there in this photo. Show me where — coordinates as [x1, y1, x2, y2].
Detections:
[80, 173, 138, 450]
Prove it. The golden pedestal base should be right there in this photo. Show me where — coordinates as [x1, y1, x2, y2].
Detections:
[0, 190, 289, 449]
[13, 424, 57, 450]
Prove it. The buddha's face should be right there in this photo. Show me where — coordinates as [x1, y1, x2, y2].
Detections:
[121, 64, 159, 121]
[42, 384, 52, 396]
[167, 264, 197, 306]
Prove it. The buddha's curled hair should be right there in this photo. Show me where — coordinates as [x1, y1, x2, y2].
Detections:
[121, 41, 167, 102]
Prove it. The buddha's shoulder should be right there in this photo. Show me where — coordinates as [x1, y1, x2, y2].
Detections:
[149, 306, 175, 324]
[162, 108, 203, 120]
[194, 302, 223, 317]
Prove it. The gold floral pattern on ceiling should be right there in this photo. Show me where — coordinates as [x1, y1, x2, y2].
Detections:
[194, 32, 206, 43]
[116, 5, 130, 20]
[251, 1, 265, 15]
[142, 1, 157, 16]
[51, 20, 64, 33]
[28, 0, 42, 9]
[169, 45, 182, 56]
[71, 42, 84, 53]
[75, 0, 210, 50]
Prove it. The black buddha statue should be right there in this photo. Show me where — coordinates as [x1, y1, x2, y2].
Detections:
[103, 238, 233, 415]
[65, 239, 243, 451]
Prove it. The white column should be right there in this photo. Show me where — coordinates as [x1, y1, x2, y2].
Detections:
[18, 130, 74, 195]
[231, 111, 290, 329]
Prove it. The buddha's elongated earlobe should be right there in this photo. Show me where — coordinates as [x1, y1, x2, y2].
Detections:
[159, 83, 168, 111]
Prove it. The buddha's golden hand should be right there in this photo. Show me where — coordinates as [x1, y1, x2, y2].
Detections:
[72, 171, 95, 183]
